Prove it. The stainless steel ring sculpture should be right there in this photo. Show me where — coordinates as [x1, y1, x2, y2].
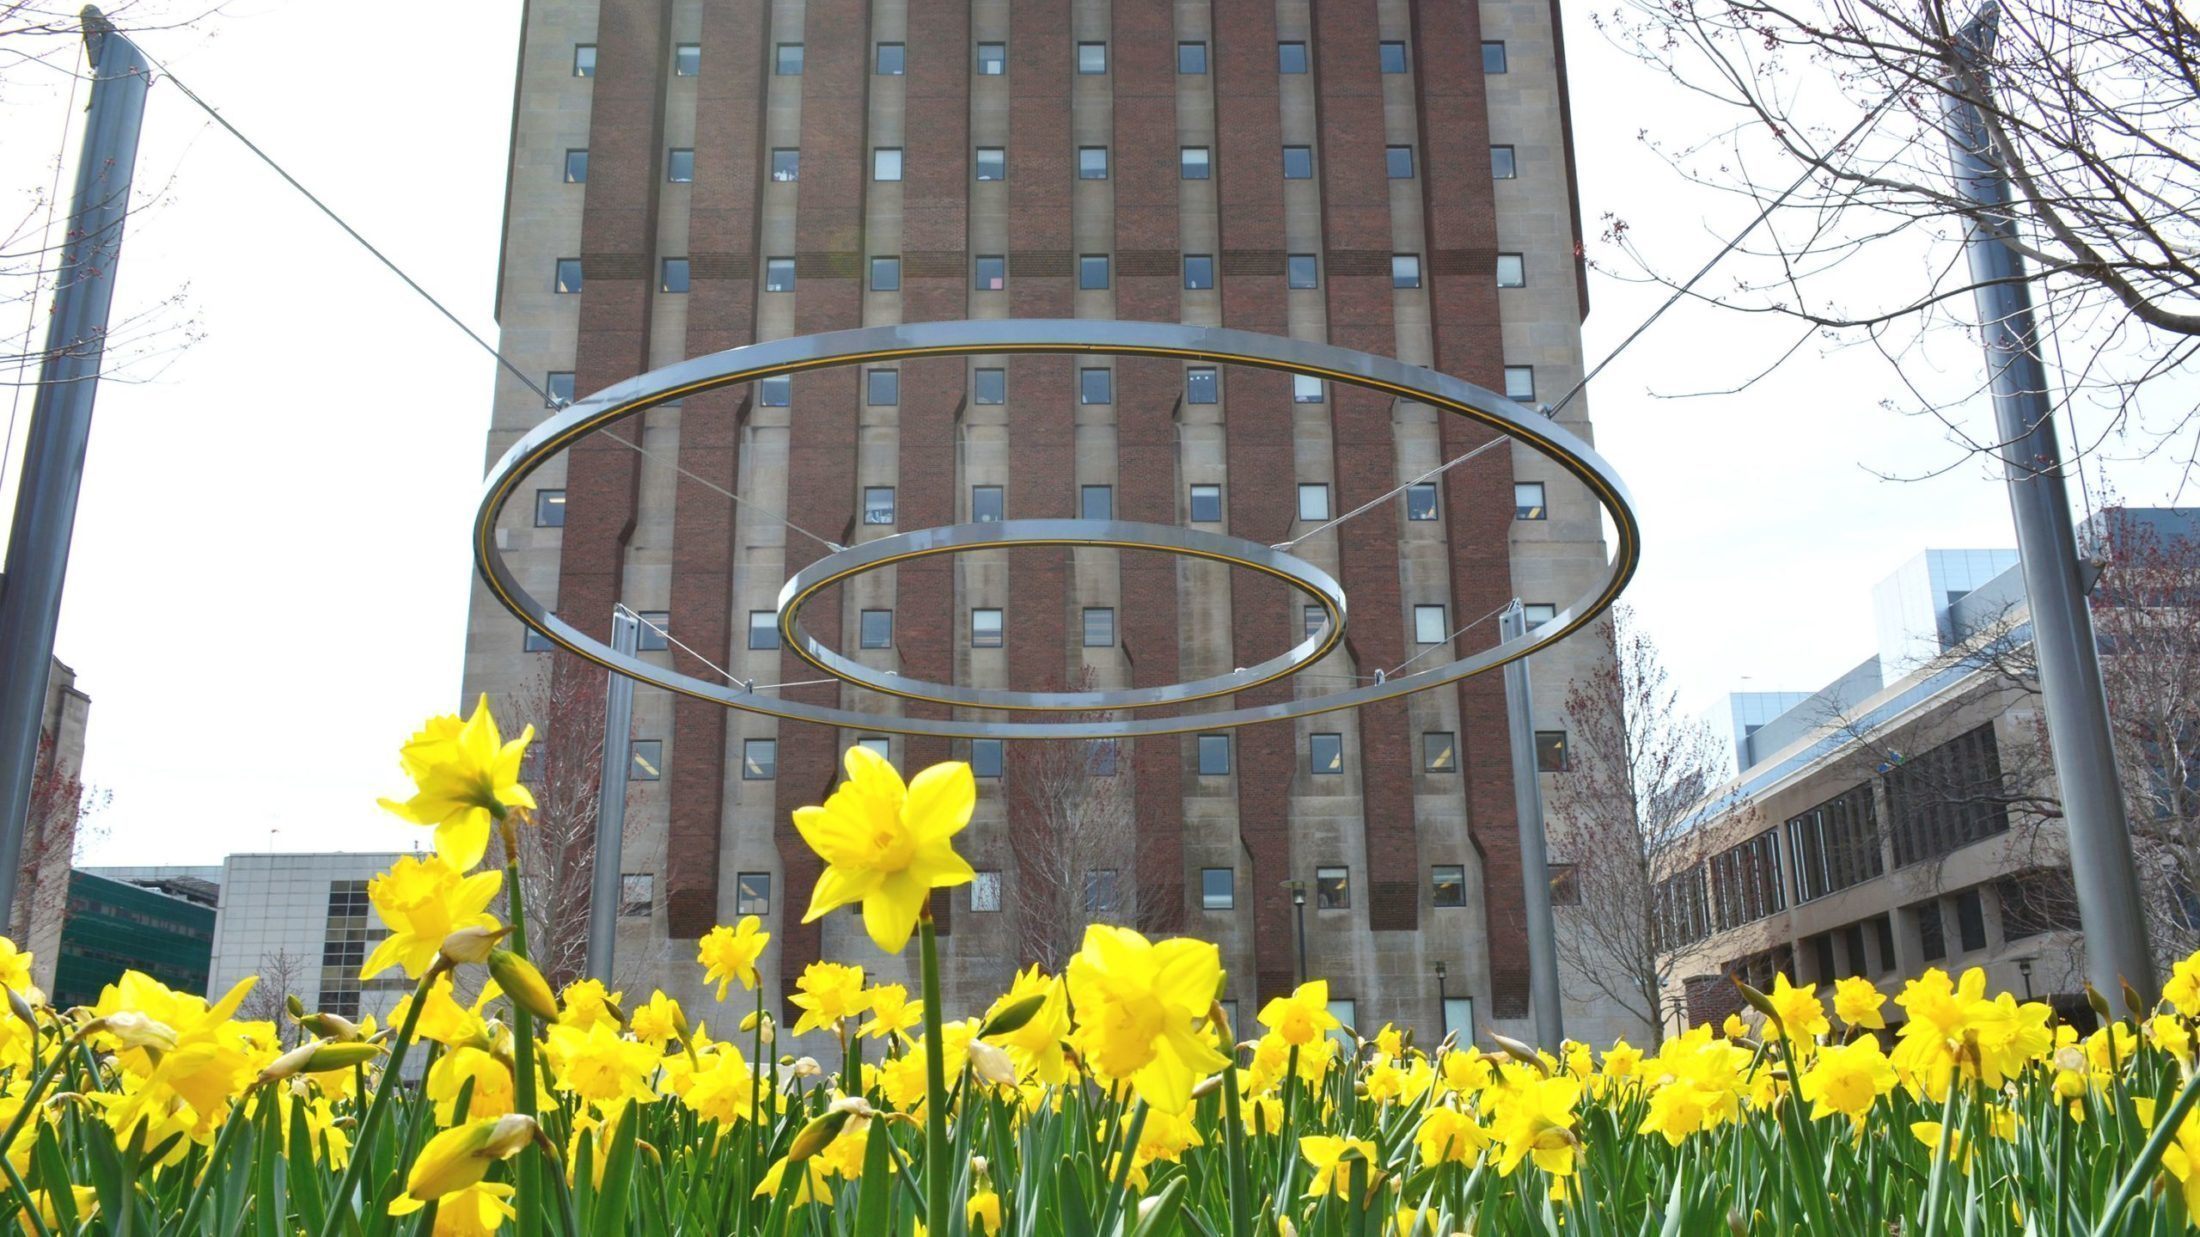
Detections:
[474, 319, 1641, 739]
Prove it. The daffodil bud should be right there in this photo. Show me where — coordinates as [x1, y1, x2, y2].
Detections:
[402, 1115, 534, 1203]
[1733, 978, 1782, 1029]
[2086, 983, 2114, 1022]
[439, 924, 511, 966]
[978, 993, 1047, 1038]
[1190, 1072, 1226, 1100]
[2122, 978, 2147, 1020]
[96, 1012, 177, 1052]
[6, 986, 35, 1030]
[486, 950, 559, 1022]
[482, 1114, 540, 1159]
[297, 1011, 362, 1042]
[968, 1039, 1017, 1087]
[785, 1108, 852, 1163]
[257, 1038, 328, 1085]
[1277, 1216, 1299, 1237]
[792, 1056, 821, 1078]
[304, 1041, 385, 1073]
[1488, 1032, 1549, 1075]
[285, 993, 307, 1019]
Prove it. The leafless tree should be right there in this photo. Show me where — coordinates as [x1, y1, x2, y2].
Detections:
[236, 947, 308, 1044]
[1546, 606, 1753, 1042]
[1595, 1, 2200, 467]
[11, 731, 107, 954]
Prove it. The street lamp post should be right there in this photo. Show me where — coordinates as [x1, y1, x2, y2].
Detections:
[1282, 880, 1309, 985]
[2018, 957, 2035, 1002]
[1435, 960, 1449, 1037]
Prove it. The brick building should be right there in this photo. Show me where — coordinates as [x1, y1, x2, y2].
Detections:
[466, 0, 1631, 1045]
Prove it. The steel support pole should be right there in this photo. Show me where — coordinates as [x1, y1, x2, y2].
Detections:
[1501, 603, 1565, 1048]
[584, 610, 639, 982]
[0, 9, 150, 931]
[1940, 4, 2155, 1002]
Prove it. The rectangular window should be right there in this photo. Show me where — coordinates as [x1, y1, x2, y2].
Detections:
[1955, 888, 1987, 952]
[975, 147, 1005, 181]
[555, 258, 583, 293]
[547, 371, 576, 404]
[1079, 254, 1110, 288]
[1433, 864, 1466, 907]
[674, 42, 701, 76]
[637, 610, 670, 651]
[765, 257, 795, 292]
[742, 738, 776, 779]
[667, 148, 695, 182]
[973, 369, 1005, 405]
[1080, 484, 1113, 520]
[1424, 732, 1456, 773]
[1293, 374, 1324, 403]
[867, 369, 899, 406]
[1297, 483, 1330, 521]
[863, 486, 896, 525]
[736, 871, 771, 915]
[748, 611, 780, 650]
[1197, 734, 1231, 776]
[535, 489, 566, 527]
[760, 375, 791, 406]
[860, 609, 893, 649]
[1482, 40, 1507, 73]
[1997, 870, 2079, 940]
[971, 738, 1003, 778]
[1914, 900, 1946, 961]
[1496, 253, 1526, 287]
[1549, 864, 1582, 906]
[972, 485, 1005, 521]
[1085, 868, 1121, 913]
[873, 148, 903, 181]
[1491, 145, 1517, 179]
[1414, 604, 1448, 644]
[1288, 254, 1319, 288]
[1885, 723, 2010, 867]
[1535, 730, 1570, 772]
[1386, 146, 1415, 179]
[1078, 147, 1109, 180]
[1785, 783, 1883, 902]
[1180, 147, 1211, 179]
[1392, 254, 1422, 288]
[1178, 41, 1208, 73]
[630, 740, 664, 781]
[1282, 146, 1313, 179]
[1183, 254, 1214, 290]
[1514, 481, 1546, 519]
[1875, 914, 1898, 972]
[1309, 732, 1344, 775]
[1443, 997, 1474, 1039]
[1189, 484, 1222, 522]
[776, 43, 804, 74]
[976, 42, 1006, 75]
[971, 871, 1002, 912]
[1522, 603, 1557, 627]
[1202, 867, 1235, 910]
[870, 256, 901, 291]
[974, 255, 1006, 291]
[524, 626, 553, 653]
[1406, 482, 1438, 520]
[1380, 40, 1409, 72]
[875, 42, 905, 74]
[1186, 367, 1218, 404]
[1079, 367, 1112, 404]
[770, 148, 799, 181]
[1316, 866, 1350, 909]
[564, 149, 589, 183]
[971, 608, 1004, 647]
[619, 873, 653, 916]
[858, 737, 891, 760]
[1304, 605, 1326, 639]
[573, 44, 597, 76]
[1707, 831, 1787, 931]
[661, 258, 690, 293]
[1278, 41, 1308, 73]
[1077, 42, 1107, 73]
[1083, 607, 1115, 647]
[1503, 366, 1535, 402]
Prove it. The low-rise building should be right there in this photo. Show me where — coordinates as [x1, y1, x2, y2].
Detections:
[206, 853, 413, 1023]
[49, 870, 215, 1008]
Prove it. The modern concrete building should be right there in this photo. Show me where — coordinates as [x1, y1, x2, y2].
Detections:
[464, 0, 1628, 1044]
[198, 853, 415, 1022]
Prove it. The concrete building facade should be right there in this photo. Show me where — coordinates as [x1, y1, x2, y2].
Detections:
[464, 0, 1628, 1043]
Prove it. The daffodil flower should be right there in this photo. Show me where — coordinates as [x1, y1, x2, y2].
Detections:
[378, 695, 537, 871]
[794, 746, 977, 953]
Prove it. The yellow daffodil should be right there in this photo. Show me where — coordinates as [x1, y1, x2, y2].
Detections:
[17, 1186, 94, 1236]
[2168, 952, 2200, 1019]
[544, 1021, 661, 1108]
[0, 938, 32, 995]
[1488, 1067, 1581, 1177]
[1798, 1036, 1896, 1128]
[1415, 1105, 1489, 1165]
[984, 966, 1073, 1085]
[681, 1044, 758, 1126]
[793, 746, 977, 953]
[790, 962, 870, 1036]
[358, 856, 503, 982]
[630, 990, 686, 1047]
[387, 1115, 536, 1217]
[968, 1189, 1002, 1235]
[1258, 980, 1341, 1047]
[378, 695, 537, 871]
[558, 979, 624, 1031]
[395, 1181, 516, 1237]
[2159, 1107, 2200, 1217]
[1299, 1135, 1381, 1198]
[1833, 976, 1887, 1029]
[1765, 973, 1830, 1041]
[1722, 1012, 1750, 1040]
[1064, 925, 1230, 1114]
[698, 916, 771, 1000]
[858, 984, 923, 1041]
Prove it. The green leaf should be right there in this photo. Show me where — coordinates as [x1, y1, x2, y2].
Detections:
[588, 1095, 641, 1237]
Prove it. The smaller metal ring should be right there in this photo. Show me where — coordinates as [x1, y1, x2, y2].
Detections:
[776, 519, 1348, 711]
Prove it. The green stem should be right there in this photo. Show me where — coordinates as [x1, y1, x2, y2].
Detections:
[0, 1030, 76, 1164]
[919, 911, 951, 1237]
[500, 822, 545, 1237]
[2094, 1062, 2200, 1236]
[1218, 1037, 1255, 1237]
[315, 968, 436, 1237]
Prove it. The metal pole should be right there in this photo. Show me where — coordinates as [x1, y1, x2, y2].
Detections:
[1292, 888, 1307, 985]
[0, 9, 150, 930]
[1939, 3, 2155, 1002]
[1501, 602, 1565, 1049]
[584, 610, 639, 982]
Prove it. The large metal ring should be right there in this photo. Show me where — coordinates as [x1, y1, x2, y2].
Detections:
[474, 319, 1641, 739]
[775, 519, 1346, 711]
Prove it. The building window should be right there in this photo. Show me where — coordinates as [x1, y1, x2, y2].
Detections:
[1482, 41, 1508, 73]
[1077, 42, 1107, 73]
[1304, 605, 1327, 639]
[636, 611, 670, 651]
[765, 258, 795, 292]
[1287, 254, 1319, 288]
[1413, 605, 1449, 644]
[667, 42, 699, 76]
[760, 375, 790, 406]
[972, 738, 1003, 778]
[661, 258, 690, 293]
[1386, 146, 1415, 179]
[870, 256, 901, 291]
[1079, 485, 1113, 519]
[1198, 734, 1231, 776]
[858, 737, 891, 760]
[574, 44, 597, 76]
[1886, 723, 2010, 867]
[547, 371, 576, 404]
[1087, 742, 1120, 779]
[1202, 867, 1234, 910]
[1178, 41, 1208, 73]
[1549, 864, 1582, 906]
[1186, 367, 1218, 404]
[1424, 732, 1456, 773]
[1997, 870, 2079, 940]
[1491, 145, 1517, 179]
[1514, 481, 1546, 520]
[1184, 254, 1214, 290]
[563, 149, 588, 183]
[620, 873, 653, 916]
[1443, 997, 1474, 1040]
[1080, 367, 1112, 404]
[771, 148, 799, 181]
[976, 147, 1005, 181]
[1504, 366, 1535, 402]
[1379, 40, 1408, 72]
[969, 372, 1005, 409]
[1079, 147, 1109, 180]
[977, 42, 1006, 75]
[1496, 253, 1526, 287]
[1316, 866, 1350, 909]
[1406, 482, 1438, 520]
[858, 609, 894, 649]
[1432, 865, 1466, 907]
[1707, 831, 1787, 932]
[867, 369, 899, 406]
[667, 148, 695, 183]
[1293, 374, 1324, 403]
[1282, 146, 1313, 179]
[1309, 732, 1344, 775]
[1085, 869, 1121, 913]
[555, 258, 583, 293]
[974, 255, 1006, 291]
[736, 871, 771, 915]
[630, 740, 664, 781]
[1189, 483, 1222, 522]
[1392, 254, 1422, 288]
[1083, 607, 1115, 647]
[1079, 255, 1110, 289]
[1297, 483, 1330, 521]
[742, 739, 776, 779]
[971, 608, 1004, 648]
[875, 42, 905, 74]
[775, 43, 804, 74]
[534, 489, 566, 527]
[1786, 783, 1883, 902]
[874, 148, 903, 181]
[971, 871, 1002, 912]
[747, 611, 780, 650]
[1955, 888, 1987, 952]
[861, 486, 896, 525]
[1181, 147, 1211, 179]
[1914, 900, 1946, 961]
[972, 485, 1004, 521]
[524, 626, 553, 653]
[1523, 603, 1557, 627]
[1534, 730, 1570, 772]
[1278, 41, 1308, 73]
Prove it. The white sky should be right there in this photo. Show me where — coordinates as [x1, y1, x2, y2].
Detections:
[0, 1, 2190, 866]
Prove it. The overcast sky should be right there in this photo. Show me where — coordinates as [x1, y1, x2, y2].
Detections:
[1, 1, 2191, 866]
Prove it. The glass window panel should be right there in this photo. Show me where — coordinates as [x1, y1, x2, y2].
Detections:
[535, 489, 566, 527]
[630, 740, 664, 781]
[760, 375, 790, 406]
[661, 257, 690, 292]
[864, 486, 896, 524]
[1085, 869, 1120, 913]
[748, 611, 780, 650]
[1083, 607, 1115, 647]
[1278, 42, 1308, 73]
[765, 258, 795, 292]
[858, 737, 891, 761]
[867, 369, 899, 405]
[1080, 485, 1113, 520]
[1491, 145, 1517, 178]
[875, 42, 905, 74]
[1549, 864, 1581, 906]
[1504, 366, 1535, 402]
[574, 44, 597, 76]
[1202, 867, 1235, 910]
[1080, 367, 1112, 404]
[1079, 147, 1109, 179]
[1189, 484, 1222, 522]
[1432, 865, 1466, 906]
[971, 871, 1002, 912]
[1392, 254, 1422, 288]
[1310, 733, 1344, 775]
[860, 609, 893, 649]
[1183, 254, 1214, 289]
[1424, 732, 1456, 772]
[1380, 41, 1408, 72]
[1293, 374, 1323, 402]
[674, 43, 701, 75]
[1496, 252, 1526, 287]
[1297, 483, 1330, 521]
[637, 611, 670, 651]
[555, 258, 583, 293]
[972, 485, 1005, 520]
[736, 872, 771, 914]
[564, 149, 589, 183]
[1180, 147, 1211, 179]
[974, 255, 1006, 290]
[1304, 605, 1326, 639]
[1080, 255, 1110, 289]
[1288, 253, 1319, 288]
[975, 147, 1005, 181]
[547, 371, 576, 404]
[1282, 146, 1313, 179]
[1198, 734, 1231, 775]
[870, 256, 901, 291]
[1514, 481, 1546, 519]
[776, 43, 804, 73]
[771, 148, 799, 180]
[1386, 146, 1414, 179]
[1186, 367, 1218, 403]
[524, 626, 553, 652]
[620, 873, 653, 916]
[1078, 42, 1107, 73]
[1535, 730, 1570, 772]
[1179, 41, 1207, 72]
[1482, 41, 1507, 73]
[1443, 997, 1474, 1039]
[1414, 605, 1448, 644]
[971, 608, 1004, 647]
[667, 148, 695, 182]
[1523, 603, 1557, 627]
[1406, 482, 1438, 520]
[976, 43, 1006, 74]
[742, 739, 776, 780]
[1316, 866, 1350, 909]
[973, 368, 1005, 404]
[874, 148, 903, 180]
[971, 738, 1003, 778]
